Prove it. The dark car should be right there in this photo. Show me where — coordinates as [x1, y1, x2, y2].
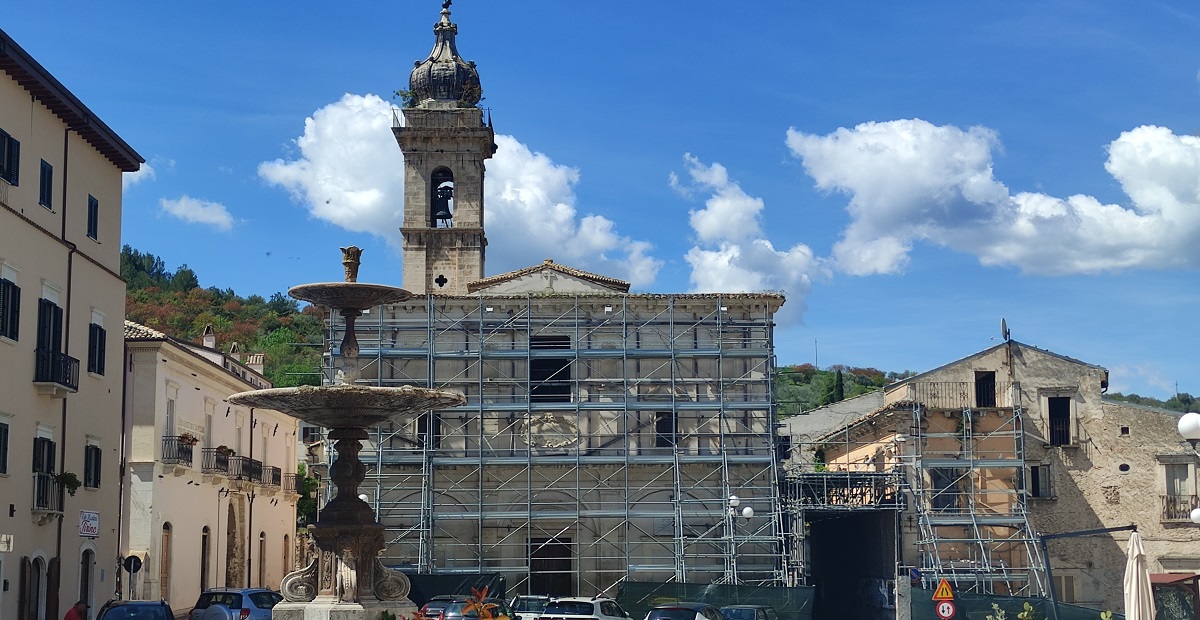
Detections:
[421, 595, 465, 620]
[642, 602, 724, 620]
[96, 600, 175, 620]
[720, 606, 779, 620]
[189, 588, 283, 620]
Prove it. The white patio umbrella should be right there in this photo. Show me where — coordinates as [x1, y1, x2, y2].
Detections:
[1124, 530, 1156, 620]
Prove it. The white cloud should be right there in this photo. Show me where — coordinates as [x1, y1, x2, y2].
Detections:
[259, 94, 661, 287]
[787, 120, 1200, 275]
[159, 195, 234, 231]
[123, 162, 156, 190]
[673, 155, 825, 323]
[259, 93, 404, 240]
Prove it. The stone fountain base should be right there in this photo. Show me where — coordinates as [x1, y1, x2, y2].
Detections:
[273, 598, 418, 620]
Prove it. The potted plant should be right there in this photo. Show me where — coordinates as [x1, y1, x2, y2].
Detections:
[178, 432, 199, 447]
[55, 471, 82, 496]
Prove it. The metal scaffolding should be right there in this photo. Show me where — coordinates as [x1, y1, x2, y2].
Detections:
[308, 292, 788, 596]
[898, 381, 1047, 597]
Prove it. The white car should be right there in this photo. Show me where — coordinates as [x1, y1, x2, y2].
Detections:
[512, 595, 554, 620]
[537, 598, 633, 620]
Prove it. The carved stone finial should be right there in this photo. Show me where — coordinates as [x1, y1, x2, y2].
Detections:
[341, 246, 363, 282]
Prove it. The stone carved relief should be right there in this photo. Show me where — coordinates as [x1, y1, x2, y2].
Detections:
[280, 557, 319, 602]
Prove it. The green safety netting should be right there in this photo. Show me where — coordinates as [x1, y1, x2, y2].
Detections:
[910, 587, 1123, 620]
[617, 581, 814, 620]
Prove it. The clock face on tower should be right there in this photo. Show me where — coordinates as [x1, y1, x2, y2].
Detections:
[518, 412, 580, 449]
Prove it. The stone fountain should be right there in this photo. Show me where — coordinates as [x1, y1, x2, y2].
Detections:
[229, 247, 465, 620]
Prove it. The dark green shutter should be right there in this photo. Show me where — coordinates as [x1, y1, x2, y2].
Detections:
[0, 421, 8, 474]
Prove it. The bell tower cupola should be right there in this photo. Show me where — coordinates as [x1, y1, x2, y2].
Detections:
[395, 0, 495, 295]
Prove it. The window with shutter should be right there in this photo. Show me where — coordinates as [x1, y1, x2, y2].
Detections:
[84, 444, 101, 488]
[0, 278, 19, 341]
[86, 195, 99, 240]
[87, 323, 106, 375]
[0, 128, 18, 186]
[38, 160, 52, 208]
[0, 421, 9, 475]
[32, 437, 55, 474]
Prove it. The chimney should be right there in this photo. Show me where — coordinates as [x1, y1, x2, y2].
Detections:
[202, 324, 216, 349]
[229, 342, 242, 362]
[247, 353, 265, 375]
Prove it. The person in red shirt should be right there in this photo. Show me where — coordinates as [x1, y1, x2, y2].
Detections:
[64, 601, 89, 620]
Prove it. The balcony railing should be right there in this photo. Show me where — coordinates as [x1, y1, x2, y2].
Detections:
[283, 473, 300, 493]
[894, 381, 1017, 410]
[202, 448, 230, 474]
[262, 466, 282, 487]
[1162, 495, 1200, 521]
[33, 472, 63, 513]
[161, 436, 195, 467]
[228, 456, 263, 481]
[33, 347, 80, 393]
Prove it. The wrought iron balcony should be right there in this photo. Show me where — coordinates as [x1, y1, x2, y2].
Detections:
[283, 473, 300, 493]
[33, 347, 79, 396]
[261, 466, 282, 487]
[228, 456, 263, 481]
[202, 448, 230, 475]
[162, 436, 196, 467]
[1162, 495, 1200, 521]
[32, 472, 63, 513]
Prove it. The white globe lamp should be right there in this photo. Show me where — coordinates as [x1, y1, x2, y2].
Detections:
[1190, 508, 1200, 525]
[741, 506, 754, 519]
[728, 494, 740, 508]
[1179, 412, 1200, 450]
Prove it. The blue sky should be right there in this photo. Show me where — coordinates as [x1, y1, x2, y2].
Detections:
[7, 2, 1199, 399]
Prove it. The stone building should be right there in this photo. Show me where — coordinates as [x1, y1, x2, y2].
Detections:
[307, 4, 789, 596]
[780, 338, 1200, 617]
[0, 26, 143, 620]
[122, 322, 301, 609]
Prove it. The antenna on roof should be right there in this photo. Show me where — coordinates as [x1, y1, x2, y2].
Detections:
[1001, 318, 1011, 342]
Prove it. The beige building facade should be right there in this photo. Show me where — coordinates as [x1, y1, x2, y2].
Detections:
[0, 26, 143, 620]
[122, 322, 301, 610]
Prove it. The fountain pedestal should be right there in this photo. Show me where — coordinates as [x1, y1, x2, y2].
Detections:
[228, 249, 466, 620]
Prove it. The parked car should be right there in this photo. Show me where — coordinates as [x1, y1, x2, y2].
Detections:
[96, 600, 175, 620]
[719, 606, 779, 620]
[422, 595, 511, 620]
[642, 602, 724, 620]
[189, 588, 283, 620]
[538, 597, 632, 620]
[511, 595, 554, 620]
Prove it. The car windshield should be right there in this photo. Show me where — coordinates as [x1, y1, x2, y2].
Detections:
[99, 605, 172, 620]
[514, 599, 548, 613]
[721, 610, 757, 620]
[544, 602, 594, 616]
[646, 609, 698, 620]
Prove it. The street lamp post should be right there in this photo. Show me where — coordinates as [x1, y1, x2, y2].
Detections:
[1176, 413, 1200, 524]
[727, 494, 754, 585]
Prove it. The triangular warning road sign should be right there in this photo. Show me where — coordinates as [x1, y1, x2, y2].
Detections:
[932, 578, 955, 601]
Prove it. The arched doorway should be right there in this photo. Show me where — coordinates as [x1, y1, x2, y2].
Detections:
[282, 534, 290, 573]
[79, 549, 95, 610]
[160, 523, 172, 602]
[200, 526, 211, 591]
[25, 556, 48, 620]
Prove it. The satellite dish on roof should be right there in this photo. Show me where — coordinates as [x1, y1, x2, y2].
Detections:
[1001, 318, 1010, 342]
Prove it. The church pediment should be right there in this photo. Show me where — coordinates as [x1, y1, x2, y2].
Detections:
[467, 259, 630, 294]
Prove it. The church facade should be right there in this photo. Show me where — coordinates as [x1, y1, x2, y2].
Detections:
[312, 4, 791, 595]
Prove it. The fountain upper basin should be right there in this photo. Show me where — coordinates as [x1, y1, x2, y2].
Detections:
[227, 384, 465, 429]
[288, 282, 413, 311]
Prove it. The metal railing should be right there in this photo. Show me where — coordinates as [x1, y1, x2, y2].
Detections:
[228, 456, 263, 481]
[32, 472, 63, 512]
[262, 466, 282, 487]
[33, 347, 80, 392]
[161, 436, 195, 467]
[202, 448, 230, 474]
[1162, 495, 1200, 521]
[283, 473, 300, 493]
[895, 381, 1017, 409]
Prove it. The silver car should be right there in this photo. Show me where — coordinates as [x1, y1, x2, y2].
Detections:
[189, 588, 283, 620]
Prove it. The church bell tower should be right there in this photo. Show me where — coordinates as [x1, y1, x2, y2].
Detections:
[395, 1, 495, 295]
